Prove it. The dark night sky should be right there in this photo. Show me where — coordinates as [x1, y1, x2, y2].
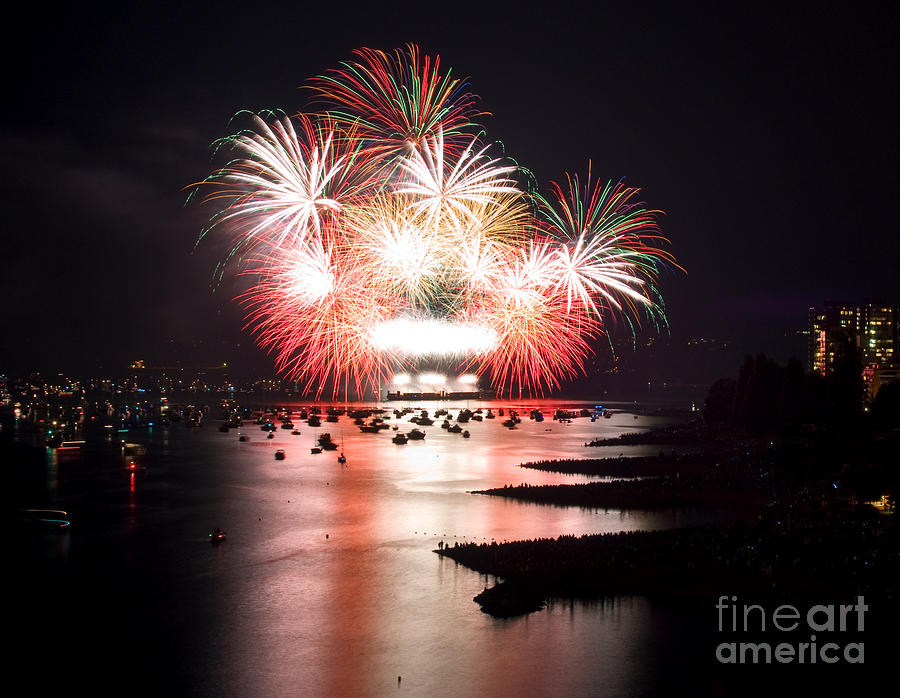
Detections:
[2, 1, 897, 382]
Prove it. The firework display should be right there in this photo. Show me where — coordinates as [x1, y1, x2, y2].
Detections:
[195, 45, 680, 397]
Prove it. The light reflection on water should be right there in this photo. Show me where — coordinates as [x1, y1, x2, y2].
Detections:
[20, 402, 714, 695]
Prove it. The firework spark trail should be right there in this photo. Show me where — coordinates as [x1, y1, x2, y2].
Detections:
[537, 171, 682, 329]
[239, 243, 401, 398]
[194, 45, 681, 398]
[396, 129, 520, 228]
[196, 114, 378, 264]
[465, 257, 600, 396]
[306, 44, 485, 162]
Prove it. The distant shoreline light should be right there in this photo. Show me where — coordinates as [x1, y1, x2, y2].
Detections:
[370, 319, 499, 356]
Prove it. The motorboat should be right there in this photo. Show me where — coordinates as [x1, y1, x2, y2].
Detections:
[209, 528, 226, 544]
[337, 453, 347, 463]
[275, 449, 286, 460]
[392, 433, 408, 444]
[19, 509, 71, 530]
[311, 446, 322, 454]
[406, 429, 426, 440]
[318, 433, 339, 450]
[462, 430, 470, 438]
[57, 440, 86, 450]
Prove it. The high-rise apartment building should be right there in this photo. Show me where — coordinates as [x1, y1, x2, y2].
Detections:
[808, 300, 898, 399]
[808, 302, 861, 376]
[859, 303, 897, 365]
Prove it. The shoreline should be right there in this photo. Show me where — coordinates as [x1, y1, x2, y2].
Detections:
[437, 504, 898, 618]
[516, 454, 708, 477]
[471, 479, 772, 510]
[447, 418, 898, 619]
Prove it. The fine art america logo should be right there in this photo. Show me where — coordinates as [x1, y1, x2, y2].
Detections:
[715, 596, 867, 664]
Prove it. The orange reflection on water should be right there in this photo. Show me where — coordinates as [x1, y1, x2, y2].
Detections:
[321, 469, 382, 696]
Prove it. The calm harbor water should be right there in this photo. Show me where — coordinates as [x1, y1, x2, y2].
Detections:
[14, 401, 729, 696]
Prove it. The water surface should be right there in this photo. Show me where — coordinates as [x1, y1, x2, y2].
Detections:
[14, 402, 721, 696]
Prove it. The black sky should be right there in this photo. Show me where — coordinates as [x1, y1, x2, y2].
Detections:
[2, 1, 897, 380]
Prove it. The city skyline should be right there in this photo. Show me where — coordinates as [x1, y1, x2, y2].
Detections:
[6, 7, 898, 691]
[2, 4, 897, 386]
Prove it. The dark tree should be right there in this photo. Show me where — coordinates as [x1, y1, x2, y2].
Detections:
[732, 354, 783, 434]
[829, 333, 864, 425]
[777, 357, 806, 429]
[703, 378, 736, 425]
[870, 381, 900, 429]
